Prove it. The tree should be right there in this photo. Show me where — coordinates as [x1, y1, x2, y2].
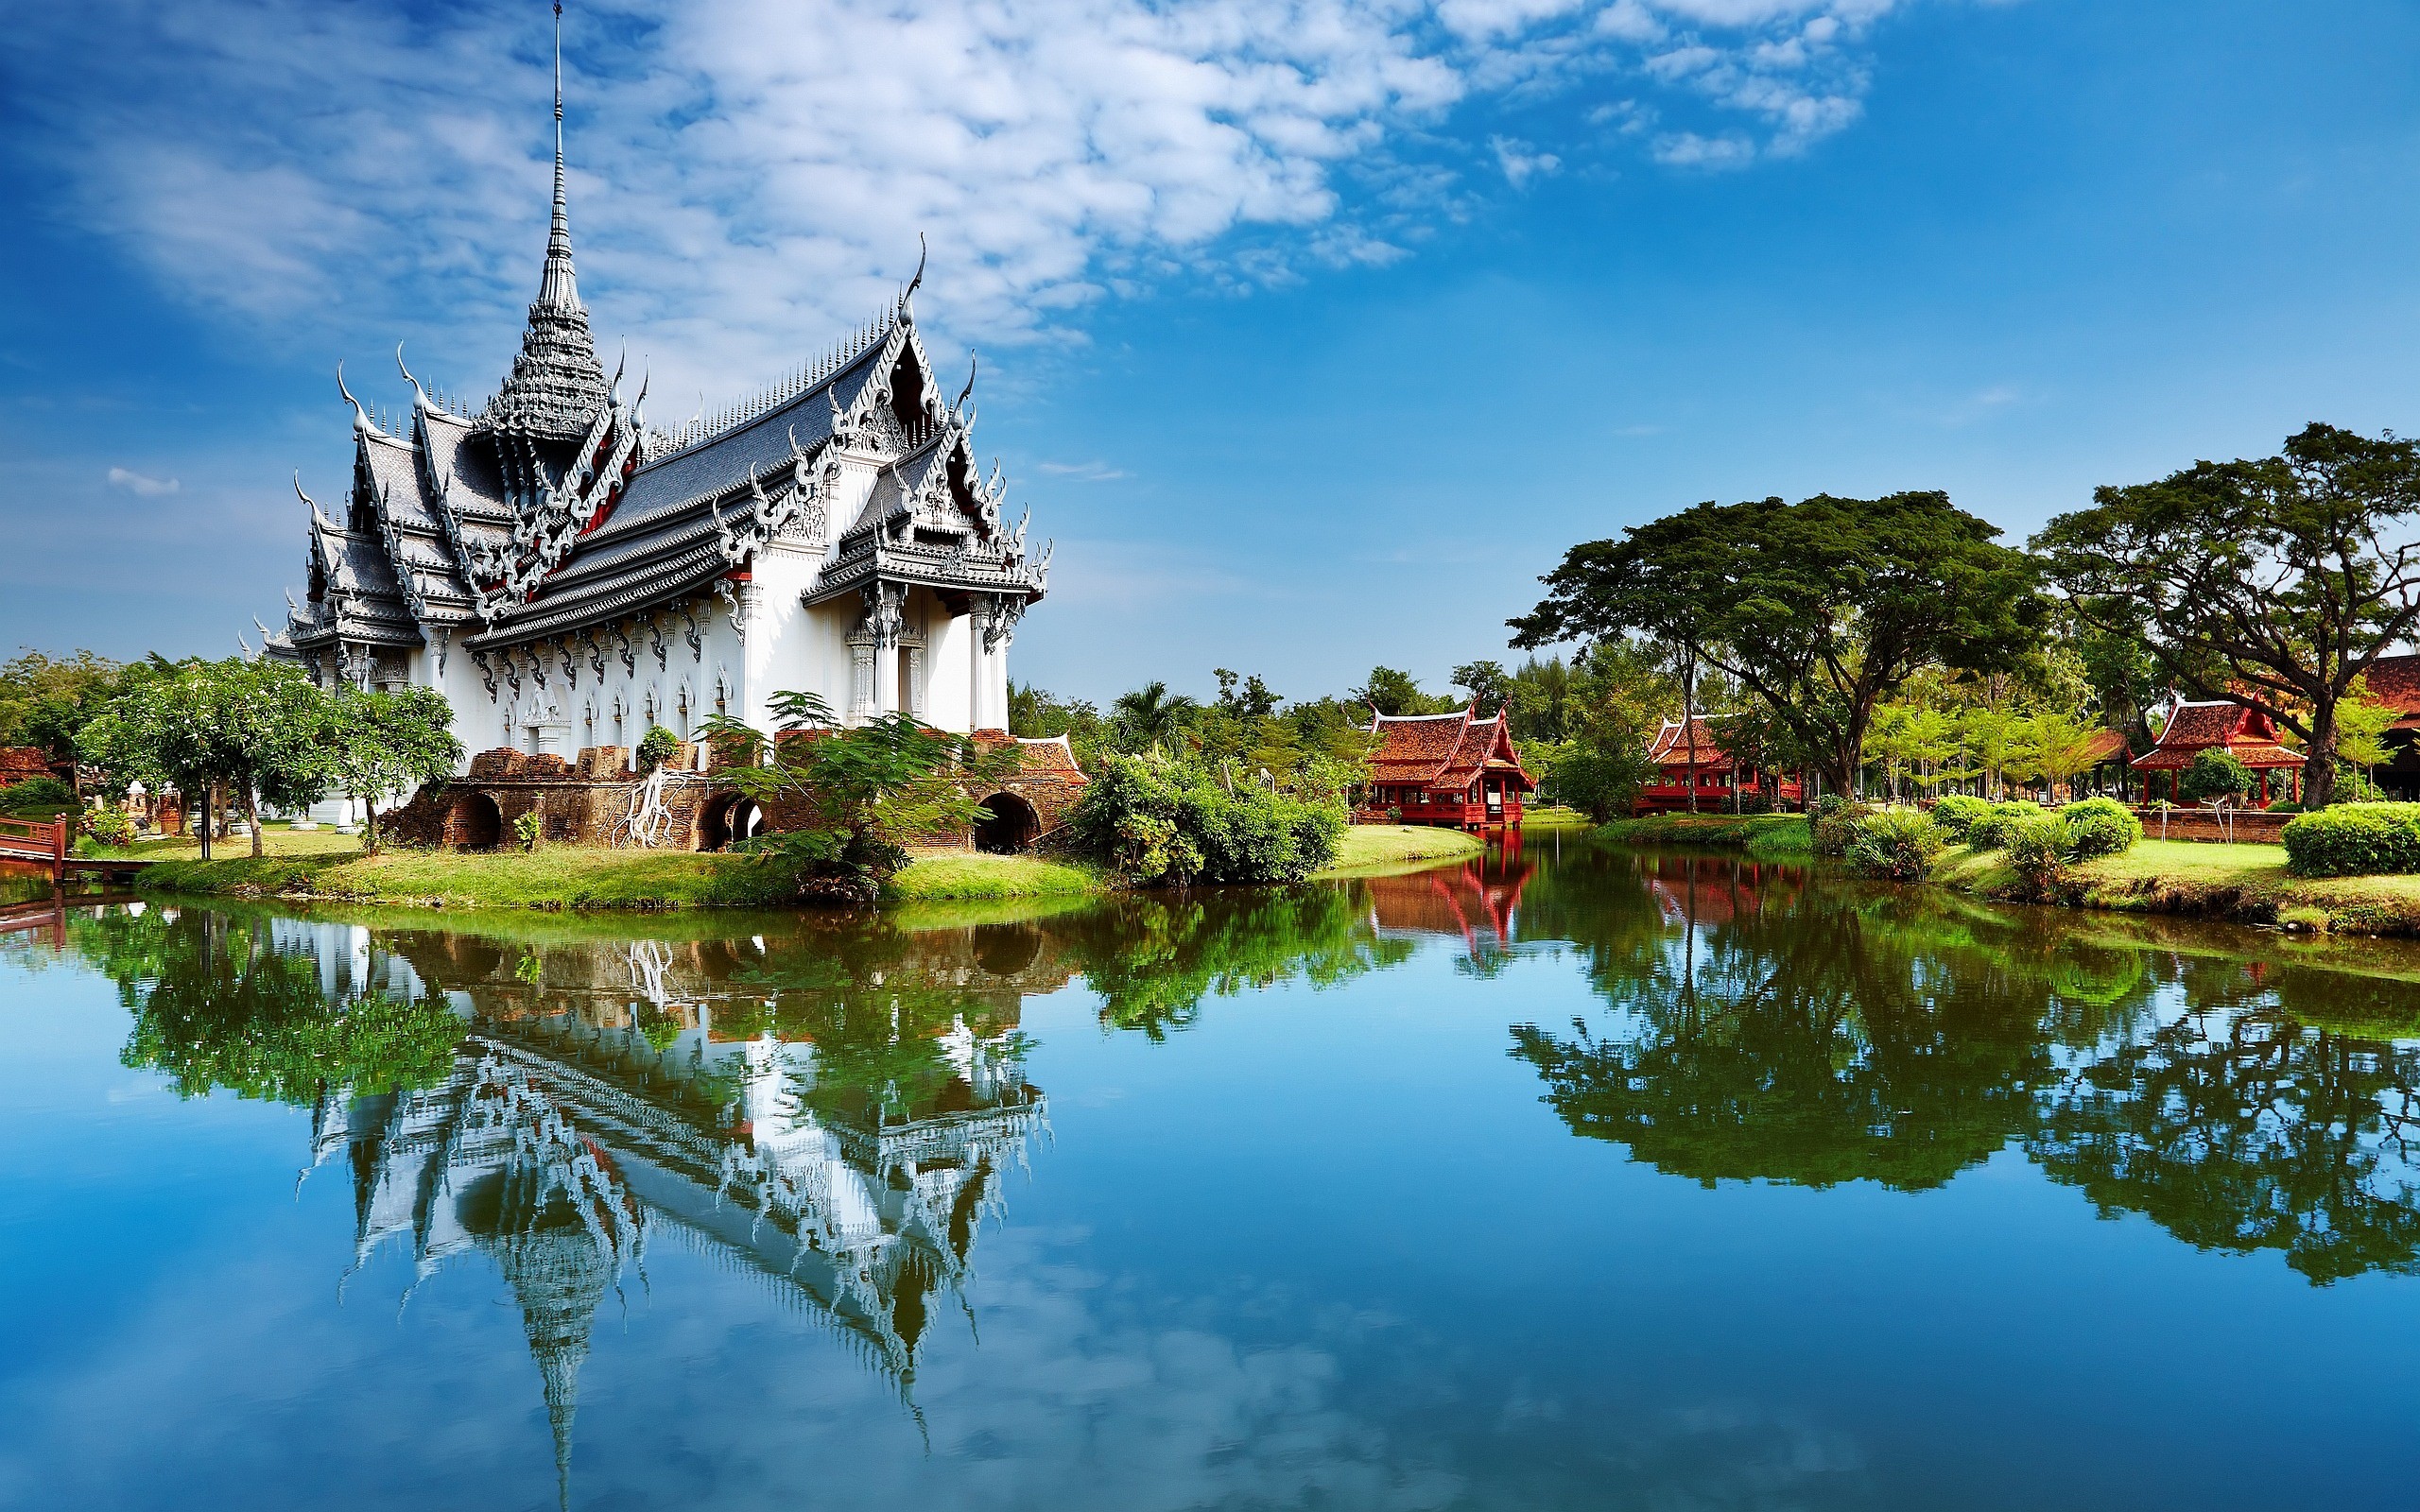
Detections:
[700, 691, 1016, 903]
[2034, 422, 2420, 808]
[1512, 491, 2045, 795]
[2010, 711, 2109, 802]
[78, 658, 330, 859]
[1503, 656, 1575, 743]
[1450, 660, 1511, 714]
[0, 648, 132, 769]
[1213, 668, 1283, 720]
[2336, 674, 2395, 789]
[1348, 666, 1454, 718]
[2179, 748, 2256, 804]
[1109, 680, 1201, 752]
[324, 685, 464, 852]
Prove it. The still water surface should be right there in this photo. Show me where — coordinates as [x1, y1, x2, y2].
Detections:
[7, 838, 2420, 1509]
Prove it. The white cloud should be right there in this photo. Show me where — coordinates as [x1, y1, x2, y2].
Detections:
[1, 0, 1926, 403]
[1036, 460, 1132, 481]
[106, 467, 180, 497]
[1491, 135, 1564, 186]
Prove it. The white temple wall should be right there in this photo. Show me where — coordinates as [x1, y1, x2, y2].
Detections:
[926, 608, 974, 734]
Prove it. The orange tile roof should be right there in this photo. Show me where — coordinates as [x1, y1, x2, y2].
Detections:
[1645, 717, 1732, 769]
[1369, 707, 1535, 792]
[2132, 699, 2302, 770]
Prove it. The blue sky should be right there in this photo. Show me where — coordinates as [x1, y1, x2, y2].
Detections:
[3, 0, 2417, 708]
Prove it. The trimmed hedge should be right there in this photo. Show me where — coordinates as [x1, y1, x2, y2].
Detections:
[2059, 797, 2142, 860]
[1930, 794, 1993, 843]
[1968, 800, 2048, 852]
[2282, 802, 2420, 878]
[1845, 809, 1944, 882]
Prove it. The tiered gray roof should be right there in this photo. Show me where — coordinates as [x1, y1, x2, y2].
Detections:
[274, 16, 1046, 671]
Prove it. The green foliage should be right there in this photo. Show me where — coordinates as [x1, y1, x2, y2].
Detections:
[636, 725, 681, 772]
[0, 648, 135, 762]
[1844, 809, 1944, 882]
[1063, 752, 1346, 885]
[2178, 748, 2255, 802]
[2335, 764, 2386, 803]
[1349, 665, 1457, 718]
[1810, 799, 1869, 857]
[2059, 797, 2142, 860]
[702, 691, 1016, 903]
[2003, 814, 2074, 899]
[81, 805, 135, 848]
[0, 776, 78, 816]
[71, 908, 464, 1104]
[1513, 490, 2048, 793]
[1450, 660, 1511, 713]
[1931, 793, 1994, 842]
[324, 685, 462, 850]
[1968, 800, 2048, 851]
[1109, 679, 1201, 751]
[78, 657, 337, 858]
[2034, 422, 2420, 809]
[1011, 682, 1111, 770]
[2282, 803, 2420, 878]
[512, 811, 543, 851]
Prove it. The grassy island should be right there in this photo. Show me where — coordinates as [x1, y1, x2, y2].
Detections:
[1936, 838, 2420, 936]
[1593, 813, 1815, 859]
[124, 816, 1502, 912]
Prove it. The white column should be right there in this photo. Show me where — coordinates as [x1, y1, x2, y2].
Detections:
[873, 642, 900, 717]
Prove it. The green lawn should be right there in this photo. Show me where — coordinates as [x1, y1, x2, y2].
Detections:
[1935, 837, 2420, 935]
[83, 822, 368, 862]
[886, 851, 1104, 902]
[1314, 824, 1486, 877]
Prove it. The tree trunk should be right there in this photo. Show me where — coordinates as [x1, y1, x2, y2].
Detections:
[356, 787, 378, 853]
[244, 787, 264, 858]
[199, 782, 214, 863]
[1682, 653, 1699, 816]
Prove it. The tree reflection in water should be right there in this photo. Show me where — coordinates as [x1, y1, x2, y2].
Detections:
[1512, 848, 2420, 1282]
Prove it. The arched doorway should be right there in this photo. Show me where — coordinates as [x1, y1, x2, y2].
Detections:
[449, 792, 503, 851]
[697, 792, 766, 851]
[974, 792, 1040, 854]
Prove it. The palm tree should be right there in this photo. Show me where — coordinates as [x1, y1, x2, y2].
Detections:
[1112, 680, 1199, 753]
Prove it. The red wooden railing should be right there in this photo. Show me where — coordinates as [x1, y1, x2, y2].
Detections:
[0, 816, 70, 882]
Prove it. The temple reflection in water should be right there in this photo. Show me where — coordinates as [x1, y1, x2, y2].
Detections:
[274, 919, 1052, 1500]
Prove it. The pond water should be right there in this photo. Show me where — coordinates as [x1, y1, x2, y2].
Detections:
[7, 837, 2420, 1510]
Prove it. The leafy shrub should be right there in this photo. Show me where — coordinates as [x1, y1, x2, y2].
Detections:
[2059, 796, 2141, 860]
[1810, 795, 1851, 819]
[1844, 809, 1944, 881]
[2004, 814, 2074, 899]
[636, 725, 681, 773]
[2179, 748, 2254, 802]
[1967, 800, 2047, 852]
[1930, 794, 1994, 842]
[1810, 800, 1871, 857]
[0, 777, 78, 816]
[2265, 801, 2305, 815]
[1729, 792, 1777, 816]
[83, 805, 135, 848]
[512, 811, 543, 852]
[2282, 802, 2420, 878]
[1064, 753, 1345, 885]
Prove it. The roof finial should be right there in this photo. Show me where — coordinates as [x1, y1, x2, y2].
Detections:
[535, 0, 580, 314]
[336, 364, 374, 434]
[905, 232, 926, 304]
[955, 351, 977, 413]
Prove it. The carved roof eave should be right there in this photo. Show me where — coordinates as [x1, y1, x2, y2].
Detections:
[801, 540, 1047, 610]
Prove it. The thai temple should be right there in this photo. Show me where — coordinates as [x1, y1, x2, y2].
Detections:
[263, 13, 1047, 760]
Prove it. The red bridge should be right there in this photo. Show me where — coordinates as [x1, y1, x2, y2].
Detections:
[0, 817, 156, 885]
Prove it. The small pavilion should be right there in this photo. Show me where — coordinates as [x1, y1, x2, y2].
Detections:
[1364, 706, 1534, 830]
[1635, 716, 1804, 816]
[2129, 699, 2303, 805]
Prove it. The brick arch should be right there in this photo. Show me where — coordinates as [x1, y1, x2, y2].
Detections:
[695, 790, 766, 851]
[447, 790, 503, 851]
[974, 792, 1041, 853]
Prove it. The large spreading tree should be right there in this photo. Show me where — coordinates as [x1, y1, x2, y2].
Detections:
[2033, 422, 2420, 808]
[1510, 491, 2046, 795]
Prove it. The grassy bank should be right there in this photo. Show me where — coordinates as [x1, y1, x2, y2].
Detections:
[1594, 813, 1814, 860]
[886, 851, 1103, 902]
[1314, 824, 1486, 877]
[1936, 837, 2420, 936]
[137, 844, 1106, 911]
